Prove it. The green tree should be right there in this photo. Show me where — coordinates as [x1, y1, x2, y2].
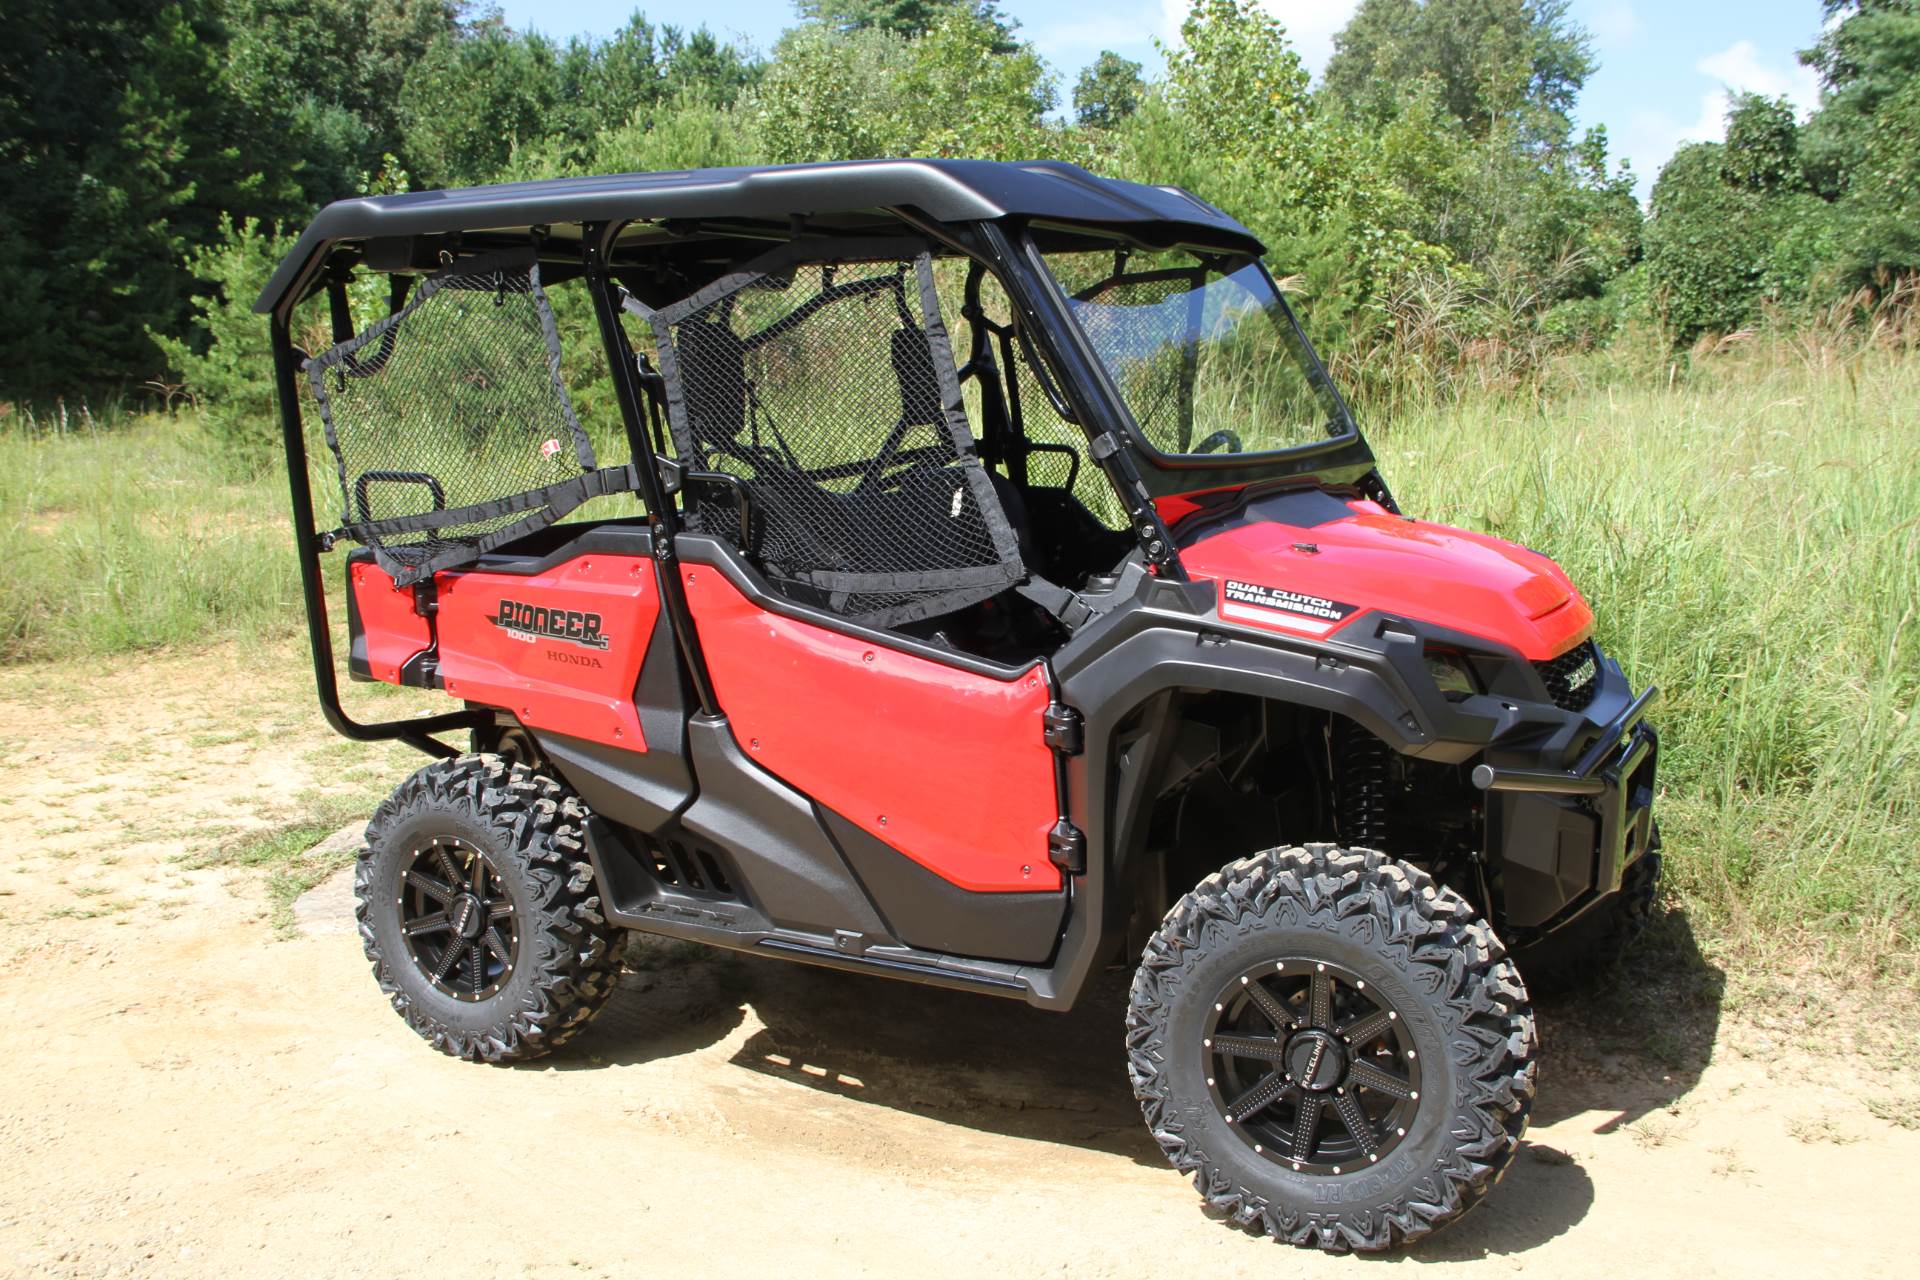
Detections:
[396, 16, 562, 187]
[1322, 0, 1594, 146]
[752, 11, 1048, 163]
[1720, 92, 1801, 192]
[1798, 0, 1920, 195]
[1074, 51, 1145, 127]
[1643, 140, 1808, 340]
[0, 0, 286, 399]
[794, 0, 1017, 49]
[151, 216, 300, 464]
[1835, 73, 1920, 282]
[219, 0, 457, 200]
[1155, 0, 1443, 351]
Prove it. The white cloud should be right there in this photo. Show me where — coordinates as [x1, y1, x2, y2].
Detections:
[1615, 39, 1821, 200]
[1696, 39, 1821, 114]
[1588, 2, 1641, 49]
[1157, 0, 1361, 77]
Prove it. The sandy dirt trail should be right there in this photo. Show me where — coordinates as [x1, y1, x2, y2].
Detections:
[0, 646, 1915, 1278]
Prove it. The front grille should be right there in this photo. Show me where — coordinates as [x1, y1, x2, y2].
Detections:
[1534, 640, 1601, 712]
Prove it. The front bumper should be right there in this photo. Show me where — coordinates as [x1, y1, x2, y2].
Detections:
[1476, 675, 1661, 934]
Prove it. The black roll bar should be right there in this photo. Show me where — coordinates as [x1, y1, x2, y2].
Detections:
[270, 309, 487, 759]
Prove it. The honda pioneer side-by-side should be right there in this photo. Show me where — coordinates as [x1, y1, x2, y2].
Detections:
[257, 159, 1660, 1252]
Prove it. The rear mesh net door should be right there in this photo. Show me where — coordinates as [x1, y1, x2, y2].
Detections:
[638, 240, 1023, 628]
[306, 248, 634, 585]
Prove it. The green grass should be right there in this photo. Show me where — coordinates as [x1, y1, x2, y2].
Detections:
[1374, 345, 1920, 981]
[0, 417, 302, 661]
[190, 790, 382, 935]
[3, 345, 1916, 982]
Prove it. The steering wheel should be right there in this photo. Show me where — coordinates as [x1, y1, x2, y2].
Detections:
[1192, 429, 1244, 455]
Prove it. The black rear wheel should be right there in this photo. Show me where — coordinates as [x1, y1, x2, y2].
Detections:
[1128, 844, 1537, 1252]
[354, 755, 625, 1064]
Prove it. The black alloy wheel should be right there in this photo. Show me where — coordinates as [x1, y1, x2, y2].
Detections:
[1202, 958, 1421, 1175]
[397, 837, 520, 1003]
[1127, 844, 1537, 1252]
[355, 755, 626, 1064]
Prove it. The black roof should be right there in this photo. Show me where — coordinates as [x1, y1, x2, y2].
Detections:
[254, 158, 1261, 314]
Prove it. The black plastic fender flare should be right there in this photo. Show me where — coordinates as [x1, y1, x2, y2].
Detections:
[1030, 616, 1444, 1010]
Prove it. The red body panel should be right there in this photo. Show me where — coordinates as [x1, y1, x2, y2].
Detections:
[349, 561, 432, 682]
[432, 555, 660, 750]
[1176, 495, 1593, 661]
[681, 567, 1060, 892]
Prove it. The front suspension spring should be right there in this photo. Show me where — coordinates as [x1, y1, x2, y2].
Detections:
[1334, 719, 1391, 852]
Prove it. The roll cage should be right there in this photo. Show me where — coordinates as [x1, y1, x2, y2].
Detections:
[259, 161, 1374, 755]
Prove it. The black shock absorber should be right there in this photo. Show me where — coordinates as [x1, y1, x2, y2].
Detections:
[1333, 719, 1391, 851]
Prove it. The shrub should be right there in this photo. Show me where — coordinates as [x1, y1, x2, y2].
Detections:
[150, 215, 297, 469]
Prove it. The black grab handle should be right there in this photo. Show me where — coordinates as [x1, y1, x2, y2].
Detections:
[353, 470, 447, 525]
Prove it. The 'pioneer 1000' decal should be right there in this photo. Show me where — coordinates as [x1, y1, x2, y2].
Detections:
[1220, 580, 1358, 637]
[492, 599, 611, 650]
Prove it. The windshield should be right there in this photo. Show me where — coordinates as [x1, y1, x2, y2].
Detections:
[1040, 246, 1355, 461]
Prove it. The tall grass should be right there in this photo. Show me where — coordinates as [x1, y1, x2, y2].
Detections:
[1376, 345, 1920, 980]
[0, 418, 301, 660]
[1, 346, 1915, 980]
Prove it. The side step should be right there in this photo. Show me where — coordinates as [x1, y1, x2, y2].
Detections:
[583, 819, 1036, 1001]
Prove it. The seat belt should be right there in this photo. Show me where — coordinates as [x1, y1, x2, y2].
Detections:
[1016, 576, 1095, 633]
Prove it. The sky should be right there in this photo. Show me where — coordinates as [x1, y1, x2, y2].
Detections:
[490, 0, 1830, 198]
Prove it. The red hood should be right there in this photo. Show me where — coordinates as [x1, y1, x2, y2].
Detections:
[1172, 494, 1592, 661]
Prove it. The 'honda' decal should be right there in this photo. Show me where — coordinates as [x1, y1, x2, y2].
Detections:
[1220, 580, 1358, 636]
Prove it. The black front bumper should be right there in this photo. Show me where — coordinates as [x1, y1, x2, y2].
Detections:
[1477, 677, 1661, 934]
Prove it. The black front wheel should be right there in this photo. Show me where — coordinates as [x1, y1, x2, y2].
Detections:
[1127, 845, 1537, 1252]
[354, 755, 626, 1064]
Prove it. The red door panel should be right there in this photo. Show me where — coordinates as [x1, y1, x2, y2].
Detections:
[681, 567, 1059, 893]
[434, 555, 660, 750]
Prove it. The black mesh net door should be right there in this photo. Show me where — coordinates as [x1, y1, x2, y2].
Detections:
[640, 242, 1023, 628]
[306, 249, 634, 585]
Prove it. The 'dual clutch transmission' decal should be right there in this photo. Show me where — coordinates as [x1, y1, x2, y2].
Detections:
[1220, 580, 1358, 637]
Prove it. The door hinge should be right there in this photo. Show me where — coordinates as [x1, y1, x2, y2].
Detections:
[1047, 819, 1086, 875]
[1042, 703, 1083, 755]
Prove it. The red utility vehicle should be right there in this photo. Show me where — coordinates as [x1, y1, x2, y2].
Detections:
[260, 160, 1660, 1252]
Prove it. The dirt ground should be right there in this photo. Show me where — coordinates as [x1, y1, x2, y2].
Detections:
[1, 644, 1916, 1278]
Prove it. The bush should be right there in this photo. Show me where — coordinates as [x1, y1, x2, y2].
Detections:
[1644, 143, 1777, 340]
[150, 216, 297, 469]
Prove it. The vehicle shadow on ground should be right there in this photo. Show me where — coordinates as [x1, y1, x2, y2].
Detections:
[556, 905, 1724, 1258]
[1402, 904, 1727, 1262]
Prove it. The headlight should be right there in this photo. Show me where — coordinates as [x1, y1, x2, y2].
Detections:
[1424, 649, 1479, 700]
